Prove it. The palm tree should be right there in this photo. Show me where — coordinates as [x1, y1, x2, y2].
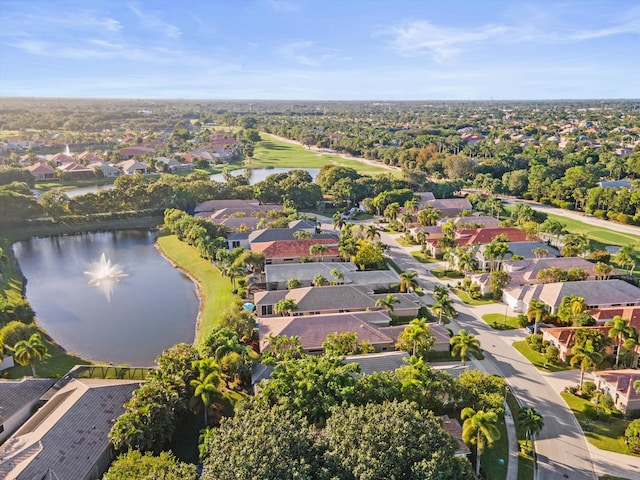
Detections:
[274, 298, 298, 316]
[614, 245, 637, 273]
[516, 407, 544, 450]
[417, 207, 441, 227]
[404, 197, 419, 215]
[13, 333, 48, 377]
[461, 407, 501, 478]
[397, 317, 434, 357]
[287, 278, 301, 289]
[533, 247, 549, 259]
[399, 271, 419, 293]
[541, 218, 566, 247]
[293, 230, 312, 239]
[594, 262, 613, 280]
[605, 316, 637, 368]
[313, 274, 329, 286]
[457, 247, 478, 276]
[562, 233, 590, 257]
[570, 339, 605, 389]
[484, 196, 504, 219]
[190, 358, 224, 425]
[384, 202, 400, 221]
[332, 212, 345, 231]
[375, 294, 399, 313]
[309, 243, 328, 262]
[450, 329, 481, 365]
[330, 268, 345, 284]
[415, 229, 429, 251]
[527, 300, 549, 335]
[432, 294, 456, 325]
[400, 212, 413, 231]
[364, 224, 380, 241]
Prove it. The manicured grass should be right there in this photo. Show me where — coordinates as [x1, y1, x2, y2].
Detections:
[35, 176, 115, 191]
[410, 251, 440, 263]
[512, 341, 570, 373]
[600, 476, 631, 480]
[430, 268, 464, 280]
[394, 236, 418, 247]
[3, 327, 91, 379]
[506, 392, 535, 480]
[479, 416, 509, 480]
[542, 212, 640, 254]
[452, 288, 495, 306]
[251, 134, 396, 176]
[156, 235, 234, 344]
[482, 313, 521, 330]
[560, 392, 637, 456]
[0, 238, 25, 304]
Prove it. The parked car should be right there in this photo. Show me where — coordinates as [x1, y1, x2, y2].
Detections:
[525, 323, 554, 334]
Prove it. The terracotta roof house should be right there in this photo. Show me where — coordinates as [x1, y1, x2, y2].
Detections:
[0, 378, 56, 444]
[254, 285, 421, 318]
[0, 378, 139, 480]
[77, 152, 103, 163]
[117, 159, 148, 175]
[49, 152, 74, 165]
[542, 326, 613, 361]
[258, 311, 397, 355]
[473, 240, 556, 272]
[593, 369, 640, 414]
[446, 215, 501, 229]
[588, 306, 640, 328]
[427, 198, 472, 218]
[57, 161, 95, 179]
[26, 162, 56, 181]
[119, 146, 155, 159]
[251, 238, 341, 265]
[378, 322, 451, 353]
[424, 227, 532, 259]
[503, 279, 640, 314]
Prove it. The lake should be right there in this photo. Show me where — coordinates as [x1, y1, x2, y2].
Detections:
[13, 230, 199, 366]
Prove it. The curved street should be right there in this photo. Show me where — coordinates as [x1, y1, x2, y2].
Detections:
[318, 215, 640, 480]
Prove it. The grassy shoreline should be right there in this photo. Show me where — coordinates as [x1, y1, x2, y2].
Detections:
[155, 234, 234, 345]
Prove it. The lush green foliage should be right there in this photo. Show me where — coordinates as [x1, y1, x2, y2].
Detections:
[103, 450, 197, 480]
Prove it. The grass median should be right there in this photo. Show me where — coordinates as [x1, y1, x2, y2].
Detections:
[156, 234, 234, 344]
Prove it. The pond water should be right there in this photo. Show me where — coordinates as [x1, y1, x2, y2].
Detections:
[13, 230, 199, 366]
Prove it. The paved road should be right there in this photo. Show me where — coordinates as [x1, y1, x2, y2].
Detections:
[500, 196, 640, 237]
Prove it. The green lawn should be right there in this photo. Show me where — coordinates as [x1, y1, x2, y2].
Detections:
[250, 134, 396, 176]
[560, 392, 637, 456]
[0, 238, 25, 304]
[410, 251, 440, 264]
[542, 212, 640, 254]
[452, 288, 495, 306]
[430, 268, 464, 280]
[482, 313, 521, 330]
[480, 416, 509, 480]
[156, 235, 234, 344]
[3, 327, 91, 379]
[506, 393, 535, 480]
[512, 341, 570, 373]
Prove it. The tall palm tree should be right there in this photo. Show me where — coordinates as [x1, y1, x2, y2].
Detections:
[330, 268, 345, 284]
[484, 196, 504, 219]
[375, 294, 399, 313]
[384, 202, 400, 221]
[400, 212, 413, 231]
[433, 294, 456, 325]
[415, 229, 429, 251]
[614, 245, 637, 273]
[450, 329, 481, 365]
[417, 207, 441, 227]
[533, 247, 549, 259]
[364, 224, 380, 242]
[190, 358, 224, 426]
[13, 333, 48, 377]
[309, 244, 328, 262]
[404, 197, 419, 215]
[527, 300, 549, 335]
[461, 407, 501, 477]
[516, 407, 544, 450]
[332, 212, 345, 231]
[399, 271, 419, 293]
[397, 317, 434, 357]
[570, 339, 605, 389]
[605, 316, 637, 368]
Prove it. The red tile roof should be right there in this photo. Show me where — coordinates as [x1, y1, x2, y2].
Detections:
[456, 227, 531, 246]
[251, 239, 340, 259]
[587, 307, 640, 329]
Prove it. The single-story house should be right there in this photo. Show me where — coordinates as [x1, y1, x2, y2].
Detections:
[587, 306, 640, 328]
[378, 322, 451, 353]
[473, 256, 600, 295]
[542, 326, 613, 362]
[119, 146, 155, 159]
[426, 198, 473, 218]
[57, 161, 95, 179]
[593, 369, 640, 414]
[254, 285, 420, 318]
[49, 152, 74, 165]
[87, 161, 122, 178]
[343, 351, 411, 375]
[26, 162, 56, 181]
[117, 159, 148, 175]
[251, 238, 342, 265]
[155, 157, 195, 173]
[0, 378, 56, 444]
[503, 279, 640, 314]
[248, 227, 335, 246]
[258, 311, 398, 354]
[473, 240, 559, 272]
[77, 152, 103, 163]
[427, 227, 533, 260]
[445, 215, 501, 229]
[0, 378, 140, 479]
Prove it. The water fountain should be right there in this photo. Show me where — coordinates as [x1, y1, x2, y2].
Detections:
[84, 253, 128, 300]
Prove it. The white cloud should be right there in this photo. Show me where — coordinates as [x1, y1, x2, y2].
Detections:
[128, 3, 182, 38]
[379, 20, 510, 61]
[277, 40, 319, 66]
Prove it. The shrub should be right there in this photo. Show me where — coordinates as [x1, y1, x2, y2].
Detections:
[587, 250, 610, 263]
[518, 315, 530, 328]
[626, 420, 640, 453]
[581, 381, 597, 399]
[526, 334, 545, 353]
[0, 321, 36, 347]
[544, 345, 560, 365]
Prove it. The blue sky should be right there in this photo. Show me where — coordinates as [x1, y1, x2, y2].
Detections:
[0, 0, 639, 100]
